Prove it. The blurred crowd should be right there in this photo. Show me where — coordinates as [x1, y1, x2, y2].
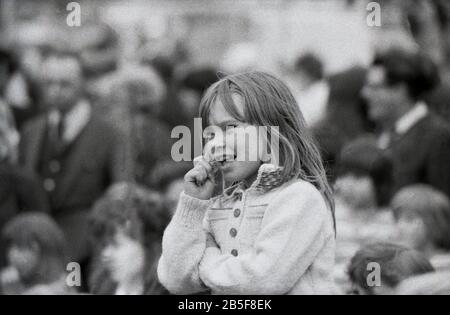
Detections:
[0, 0, 449, 295]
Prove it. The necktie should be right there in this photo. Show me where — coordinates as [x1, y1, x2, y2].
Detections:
[49, 116, 65, 155]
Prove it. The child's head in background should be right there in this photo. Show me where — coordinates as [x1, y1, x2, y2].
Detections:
[347, 242, 434, 295]
[391, 184, 450, 254]
[199, 71, 334, 213]
[88, 182, 169, 294]
[2, 213, 67, 287]
[335, 136, 392, 210]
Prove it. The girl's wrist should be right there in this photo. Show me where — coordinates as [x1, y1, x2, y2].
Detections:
[184, 189, 212, 200]
[172, 192, 211, 229]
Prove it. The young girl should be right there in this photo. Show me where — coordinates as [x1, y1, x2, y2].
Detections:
[158, 72, 336, 294]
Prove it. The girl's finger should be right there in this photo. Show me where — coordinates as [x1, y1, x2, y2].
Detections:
[193, 156, 214, 174]
[185, 168, 207, 186]
[195, 167, 208, 184]
[196, 159, 213, 174]
[193, 155, 204, 167]
[184, 169, 200, 183]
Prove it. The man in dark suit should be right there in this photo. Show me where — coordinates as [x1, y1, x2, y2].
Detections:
[19, 50, 131, 263]
[362, 48, 450, 201]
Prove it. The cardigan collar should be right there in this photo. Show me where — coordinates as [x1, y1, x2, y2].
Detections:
[222, 163, 287, 199]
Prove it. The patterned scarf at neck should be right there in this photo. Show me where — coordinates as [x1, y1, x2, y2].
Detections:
[223, 164, 292, 199]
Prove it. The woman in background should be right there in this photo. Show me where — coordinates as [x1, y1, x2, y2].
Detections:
[104, 64, 183, 191]
[0, 213, 70, 294]
[88, 182, 169, 295]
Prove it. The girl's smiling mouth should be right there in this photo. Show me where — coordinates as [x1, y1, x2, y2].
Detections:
[210, 154, 237, 170]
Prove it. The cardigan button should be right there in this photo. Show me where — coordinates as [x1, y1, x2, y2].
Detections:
[49, 160, 61, 173]
[43, 178, 55, 192]
[229, 228, 237, 238]
[231, 249, 238, 257]
[233, 209, 241, 217]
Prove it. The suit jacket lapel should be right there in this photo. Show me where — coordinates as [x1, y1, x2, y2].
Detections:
[389, 115, 429, 147]
[53, 118, 95, 209]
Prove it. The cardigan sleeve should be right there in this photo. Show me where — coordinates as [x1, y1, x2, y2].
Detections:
[198, 181, 333, 295]
[157, 192, 211, 294]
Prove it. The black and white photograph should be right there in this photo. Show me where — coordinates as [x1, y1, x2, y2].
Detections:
[0, 0, 449, 299]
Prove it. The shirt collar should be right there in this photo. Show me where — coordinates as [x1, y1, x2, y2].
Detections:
[48, 100, 92, 143]
[395, 101, 428, 135]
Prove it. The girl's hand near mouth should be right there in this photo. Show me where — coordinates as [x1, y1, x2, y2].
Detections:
[184, 156, 217, 200]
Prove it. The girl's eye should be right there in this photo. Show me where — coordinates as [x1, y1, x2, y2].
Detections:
[226, 124, 239, 130]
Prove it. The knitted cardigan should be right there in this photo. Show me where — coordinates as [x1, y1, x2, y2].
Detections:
[158, 164, 336, 294]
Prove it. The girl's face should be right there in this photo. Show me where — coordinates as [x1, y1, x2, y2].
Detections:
[206, 95, 264, 184]
[396, 214, 428, 250]
[7, 244, 40, 279]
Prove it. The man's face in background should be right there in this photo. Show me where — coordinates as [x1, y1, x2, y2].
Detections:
[293, 69, 315, 92]
[362, 66, 406, 124]
[42, 55, 83, 114]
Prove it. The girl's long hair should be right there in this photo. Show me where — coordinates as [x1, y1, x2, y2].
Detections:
[199, 71, 335, 230]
